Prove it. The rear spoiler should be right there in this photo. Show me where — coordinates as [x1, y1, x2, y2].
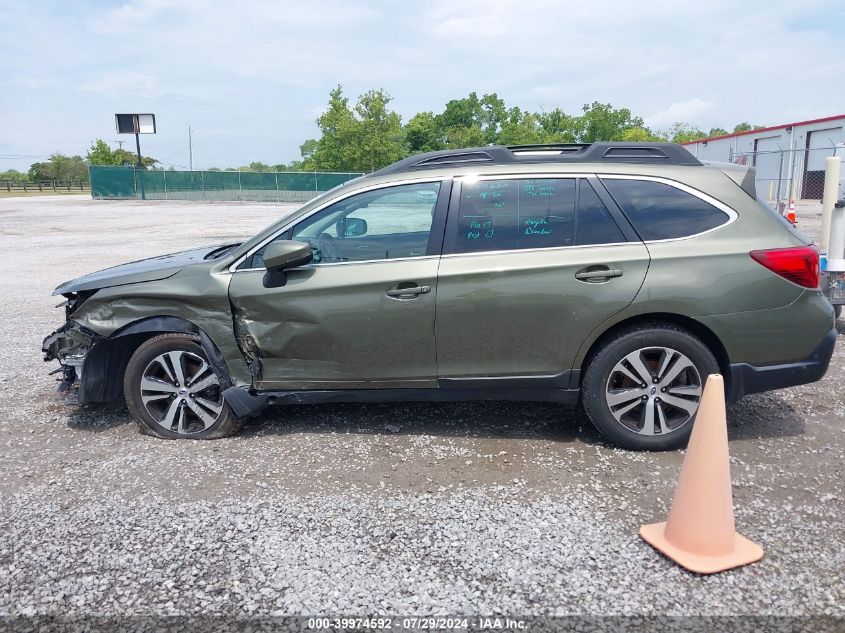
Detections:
[702, 161, 757, 198]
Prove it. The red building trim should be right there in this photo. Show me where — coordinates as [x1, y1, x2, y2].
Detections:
[679, 114, 845, 146]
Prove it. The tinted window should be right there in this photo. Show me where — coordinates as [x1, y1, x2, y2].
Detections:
[454, 178, 575, 253]
[250, 182, 440, 267]
[601, 179, 729, 240]
[576, 181, 625, 245]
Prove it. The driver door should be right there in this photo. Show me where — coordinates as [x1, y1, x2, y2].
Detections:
[228, 180, 449, 390]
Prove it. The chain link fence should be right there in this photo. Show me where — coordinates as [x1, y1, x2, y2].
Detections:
[90, 167, 362, 202]
[729, 144, 845, 206]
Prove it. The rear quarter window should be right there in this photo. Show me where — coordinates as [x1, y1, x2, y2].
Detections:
[601, 178, 730, 240]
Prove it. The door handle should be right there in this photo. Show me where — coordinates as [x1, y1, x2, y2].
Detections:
[574, 266, 623, 281]
[385, 285, 431, 298]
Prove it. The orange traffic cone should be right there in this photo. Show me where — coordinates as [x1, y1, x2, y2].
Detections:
[639, 374, 764, 574]
[786, 199, 797, 223]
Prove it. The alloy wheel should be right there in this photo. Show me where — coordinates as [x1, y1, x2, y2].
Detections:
[604, 346, 703, 436]
[140, 350, 224, 435]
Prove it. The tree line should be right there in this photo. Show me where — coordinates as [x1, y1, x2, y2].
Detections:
[1, 87, 764, 181]
[0, 140, 159, 185]
[275, 86, 763, 173]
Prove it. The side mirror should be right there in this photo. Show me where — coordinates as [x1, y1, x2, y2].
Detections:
[336, 217, 367, 238]
[262, 240, 313, 288]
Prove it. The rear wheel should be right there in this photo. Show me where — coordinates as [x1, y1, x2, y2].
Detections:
[582, 324, 720, 451]
[124, 333, 240, 439]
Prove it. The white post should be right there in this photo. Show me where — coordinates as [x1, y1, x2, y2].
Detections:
[821, 156, 841, 253]
[829, 197, 845, 272]
[785, 127, 796, 203]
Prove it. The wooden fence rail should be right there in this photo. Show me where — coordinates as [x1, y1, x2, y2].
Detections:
[4, 181, 89, 193]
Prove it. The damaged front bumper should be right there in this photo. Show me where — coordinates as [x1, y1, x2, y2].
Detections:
[42, 321, 100, 403]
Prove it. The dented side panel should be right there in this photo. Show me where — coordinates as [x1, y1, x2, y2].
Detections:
[66, 264, 252, 386]
[228, 259, 440, 389]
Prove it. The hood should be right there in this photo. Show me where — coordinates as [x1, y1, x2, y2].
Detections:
[52, 243, 237, 296]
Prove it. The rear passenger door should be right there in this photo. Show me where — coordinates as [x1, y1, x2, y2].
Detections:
[434, 175, 650, 385]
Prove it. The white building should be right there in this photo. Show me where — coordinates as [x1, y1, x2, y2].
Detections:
[681, 114, 845, 201]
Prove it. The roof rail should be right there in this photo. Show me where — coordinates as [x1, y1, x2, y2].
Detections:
[372, 142, 701, 176]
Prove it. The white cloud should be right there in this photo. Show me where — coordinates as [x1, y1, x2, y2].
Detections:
[81, 72, 166, 98]
[646, 99, 717, 130]
[1, 0, 844, 169]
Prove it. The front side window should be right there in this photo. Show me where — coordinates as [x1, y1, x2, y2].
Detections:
[452, 178, 576, 253]
[601, 178, 730, 241]
[250, 182, 440, 267]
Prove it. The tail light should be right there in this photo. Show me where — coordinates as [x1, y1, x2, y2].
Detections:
[750, 246, 820, 288]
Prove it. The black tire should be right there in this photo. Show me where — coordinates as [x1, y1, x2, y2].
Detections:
[124, 333, 240, 440]
[581, 323, 720, 451]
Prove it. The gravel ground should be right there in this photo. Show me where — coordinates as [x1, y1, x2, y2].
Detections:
[0, 196, 842, 625]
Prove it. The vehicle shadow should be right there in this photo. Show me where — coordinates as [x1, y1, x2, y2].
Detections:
[62, 401, 132, 433]
[240, 394, 806, 445]
[725, 393, 806, 441]
[241, 400, 599, 444]
[59, 391, 806, 445]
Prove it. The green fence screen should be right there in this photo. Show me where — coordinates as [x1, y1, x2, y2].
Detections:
[89, 167, 362, 202]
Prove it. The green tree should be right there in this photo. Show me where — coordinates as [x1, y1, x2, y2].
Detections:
[497, 109, 543, 145]
[536, 108, 581, 143]
[666, 122, 707, 143]
[578, 102, 645, 142]
[733, 122, 764, 133]
[309, 85, 361, 171]
[405, 112, 445, 153]
[0, 169, 28, 183]
[707, 127, 729, 137]
[621, 126, 665, 142]
[112, 148, 157, 168]
[440, 92, 484, 131]
[299, 139, 318, 162]
[87, 139, 120, 166]
[307, 86, 406, 172]
[443, 124, 486, 149]
[353, 88, 406, 172]
[478, 93, 508, 143]
[30, 153, 89, 183]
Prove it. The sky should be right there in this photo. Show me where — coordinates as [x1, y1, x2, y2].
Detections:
[2, 0, 845, 171]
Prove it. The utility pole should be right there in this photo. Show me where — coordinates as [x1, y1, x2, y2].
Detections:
[115, 140, 124, 150]
[188, 126, 194, 171]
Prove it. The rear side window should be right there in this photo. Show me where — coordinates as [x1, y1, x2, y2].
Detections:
[576, 181, 625, 245]
[601, 178, 730, 240]
[454, 178, 575, 253]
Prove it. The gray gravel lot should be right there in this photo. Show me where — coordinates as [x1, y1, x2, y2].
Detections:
[0, 195, 842, 621]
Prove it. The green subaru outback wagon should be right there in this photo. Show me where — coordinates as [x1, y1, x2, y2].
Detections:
[43, 143, 836, 450]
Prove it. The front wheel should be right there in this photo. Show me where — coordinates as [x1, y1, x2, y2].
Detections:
[124, 333, 240, 439]
[581, 324, 720, 451]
